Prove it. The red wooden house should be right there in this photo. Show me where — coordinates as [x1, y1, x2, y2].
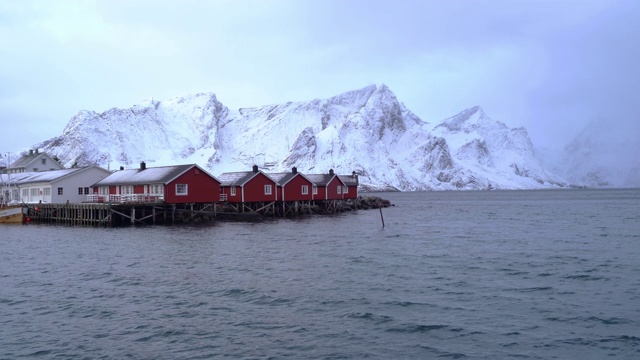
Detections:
[338, 172, 359, 200]
[305, 169, 348, 201]
[91, 162, 221, 204]
[268, 167, 315, 202]
[219, 165, 278, 203]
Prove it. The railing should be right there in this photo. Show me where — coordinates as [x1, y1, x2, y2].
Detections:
[219, 193, 228, 201]
[87, 194, 164, 203]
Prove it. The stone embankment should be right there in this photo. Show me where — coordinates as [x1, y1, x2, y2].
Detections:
[308, 195, 393, 214]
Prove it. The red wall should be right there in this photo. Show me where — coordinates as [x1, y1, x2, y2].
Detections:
[343, 185, 358, 199]
[221, 185, 242, 203]
[314, 185, 326, 200]
[165, 167, 221, 204]
[280, 174, 314, 202]
[242, 173, 278, 203]
[326, 176, 345, 200]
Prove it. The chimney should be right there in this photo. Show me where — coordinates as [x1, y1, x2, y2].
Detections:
[292, 167, 297, 174]
[29, 150, 33, 155]
[35, 149, 39, 154]
[140, 161, 146, 170]
[252, 164, 259, 173]
[120, 166, 124, 171]
[329, 169, 334, 175]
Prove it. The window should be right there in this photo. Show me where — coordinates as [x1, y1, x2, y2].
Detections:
[301, 185, 308, 195]
[176, 184, 188, 195]
[121, 185, 133, 195]
[99, 187, 109, 195]
[312, 185, 318, 195]
[78, 187, 84, 195]
[343, 186, 349, 194]
[44, 188, 51, 196]
[264, 184, 272, 195]
[31, 188, 39, 196]
[42, 158, 46, 165]
[22, 189, 28, 197]
[149, 184, 163, 194]
[84, 187, 90, 195]
[231, 187, 236, 196]
[58, 187, 63, 195]
[337, 185, 342, 194]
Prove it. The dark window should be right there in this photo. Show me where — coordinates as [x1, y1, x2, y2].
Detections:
[58, 187, 63, 195]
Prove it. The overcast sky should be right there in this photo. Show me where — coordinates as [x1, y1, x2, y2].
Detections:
[1, 0, 638, 154]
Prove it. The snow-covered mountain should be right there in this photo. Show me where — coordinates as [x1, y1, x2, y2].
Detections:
[550, 119, 640, 188]
[36, 84, 567, 190]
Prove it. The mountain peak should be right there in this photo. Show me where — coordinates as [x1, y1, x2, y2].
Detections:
[436, 106, 489, 132]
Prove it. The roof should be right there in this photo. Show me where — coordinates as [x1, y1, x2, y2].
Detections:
[338, 174, 359, 186]
[305, 173, 337, 186]
[268, 172, 297, 186]
[268, 172, 316, 186]
[8, 151, 61, 170]
[218, 171, 274, 186]
[0, 167, 107, 186]
[93, 164, 218, 186]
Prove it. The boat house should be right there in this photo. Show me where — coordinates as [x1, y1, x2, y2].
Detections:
[2, 166, 111, 204]
[91, 162, 221, 204]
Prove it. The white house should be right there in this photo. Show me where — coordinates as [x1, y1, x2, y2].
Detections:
[5, 149, 64, 174]
[1, 166, 111, 204]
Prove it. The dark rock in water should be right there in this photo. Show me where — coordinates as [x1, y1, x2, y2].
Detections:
[357, 196, 392, 209]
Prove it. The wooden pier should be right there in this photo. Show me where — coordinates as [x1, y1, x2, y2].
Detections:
[19, 196, 388, 227]
[23, 202, 218, 226]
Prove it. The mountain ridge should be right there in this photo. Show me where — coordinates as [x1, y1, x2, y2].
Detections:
[35, 84, 570, 190]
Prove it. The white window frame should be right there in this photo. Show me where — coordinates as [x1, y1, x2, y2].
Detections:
[231, 187, 236, 196]
[301, 185, 308, 195]
[343, 186, 349, 194]
[337, 185, 342, 194]
[149, 184, 163, 194]
[44, 188, 51, 196]
[121, 185, 133, 195]
[312, 185, 318, 195]
[176, 184, 188, 196]
[264, 184, 272, 195]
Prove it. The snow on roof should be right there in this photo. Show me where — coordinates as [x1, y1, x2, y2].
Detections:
[305, 174, 334, 186]
[338, 174, 359, 186]
[1, 167, 93, 185]
[218, 171, 256, 186]
[94, 164, 195, 186]
[267, 172, 297, 186]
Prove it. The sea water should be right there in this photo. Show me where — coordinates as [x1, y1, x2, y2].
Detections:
[1, 189, 639, 359]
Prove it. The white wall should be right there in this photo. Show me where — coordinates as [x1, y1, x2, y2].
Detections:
[50, 167, 111, 204]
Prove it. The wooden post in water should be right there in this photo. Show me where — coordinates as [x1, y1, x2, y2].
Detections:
[379, 207, 385, 228]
